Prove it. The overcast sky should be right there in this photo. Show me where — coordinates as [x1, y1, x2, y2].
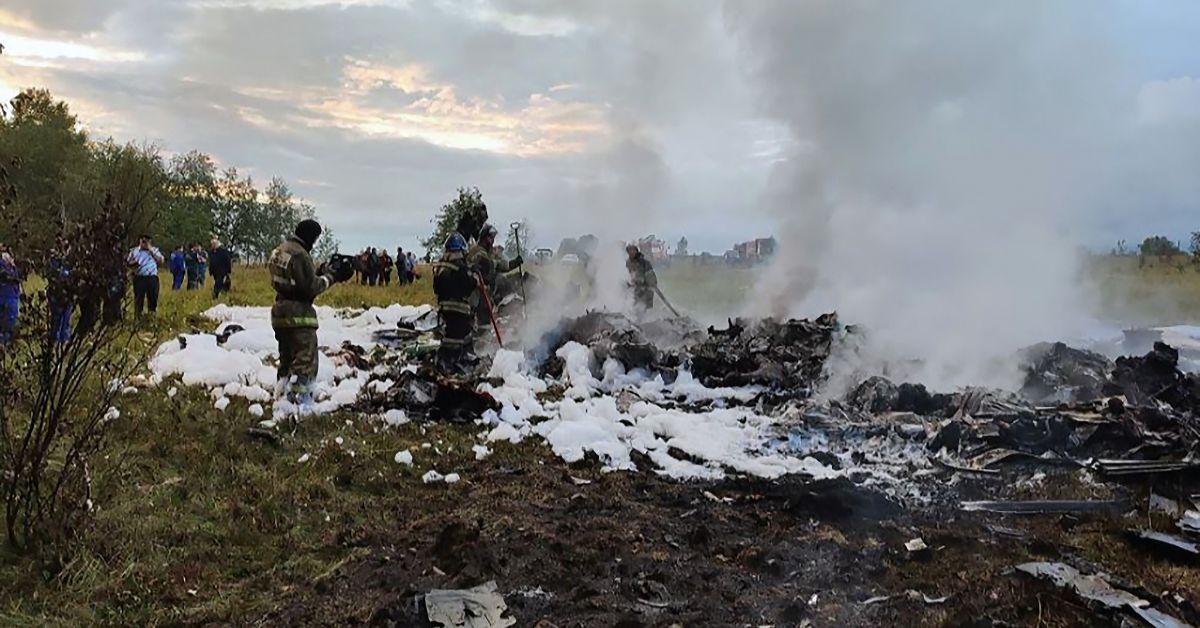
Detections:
[1, 1, 1199, 254]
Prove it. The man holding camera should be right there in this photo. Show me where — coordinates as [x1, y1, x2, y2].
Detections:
[127, 235, 164, 317]
[268, 220, 351, 409]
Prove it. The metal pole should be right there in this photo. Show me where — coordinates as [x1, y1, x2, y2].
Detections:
[510, 222, 529, 319]
[653, 286, 681, 317]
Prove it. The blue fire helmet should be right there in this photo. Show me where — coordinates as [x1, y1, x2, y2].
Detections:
[444, 232, 468, 252]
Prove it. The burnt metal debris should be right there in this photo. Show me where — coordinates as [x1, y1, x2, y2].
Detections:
[314, 304, 1200, 625]
[688, 313, 839, 390]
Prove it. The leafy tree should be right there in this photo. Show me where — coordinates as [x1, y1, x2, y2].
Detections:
[504, 220, 531, 259]
[312, 223, 341, 262]
[0, 88, 337, 263]
[422, 187, 485, 258]
[1139, 236, 1181, 258]
[0, 89, 90, 249]
[211, 168, 259, 260]
[160, 150, 219, 249]
[254, 177, 296, 261]
[84, 140, 168, 239]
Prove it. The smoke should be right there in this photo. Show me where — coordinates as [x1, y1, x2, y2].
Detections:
[725, 1, 1199, 392]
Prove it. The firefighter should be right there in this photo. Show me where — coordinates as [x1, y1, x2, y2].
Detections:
[467, 224, 522, 326]
[625, 244, 657, 313]
[433, 232, 477, 373]
[268, 219, 341, 408]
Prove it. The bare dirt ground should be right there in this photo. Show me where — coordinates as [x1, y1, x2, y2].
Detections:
[262, 443, 1199, 627]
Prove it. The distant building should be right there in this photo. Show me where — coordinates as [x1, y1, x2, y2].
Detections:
[636, 235, 669, 263]
[731, 237, 777, 264]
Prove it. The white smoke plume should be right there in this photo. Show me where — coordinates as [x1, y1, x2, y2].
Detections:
[725, 1, 1200, 392]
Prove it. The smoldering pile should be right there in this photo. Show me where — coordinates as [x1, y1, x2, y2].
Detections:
[527, 311, 839, 396]
[832, 341, 1200, 465]
[353, 307, 1200, 487]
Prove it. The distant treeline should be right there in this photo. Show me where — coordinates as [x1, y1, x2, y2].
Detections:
[0, 88, 338, 261]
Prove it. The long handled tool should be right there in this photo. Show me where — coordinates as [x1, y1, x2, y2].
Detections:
[653, 286, 681, 317]
[509, 221, 529, 319]
[476, 274, 504, 345]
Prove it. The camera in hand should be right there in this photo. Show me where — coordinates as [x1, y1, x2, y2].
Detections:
[326, 253, 357, 283]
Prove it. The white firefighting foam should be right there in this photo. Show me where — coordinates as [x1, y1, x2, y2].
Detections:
[147, 304, 840, 482]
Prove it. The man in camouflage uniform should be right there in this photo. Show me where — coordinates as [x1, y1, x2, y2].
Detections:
[269, 219, 340, 407]
[433, 233, 477, 372]
[467, 224, 522, 326]
[625, 244, 657, 313]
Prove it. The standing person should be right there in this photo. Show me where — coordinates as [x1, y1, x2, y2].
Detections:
[0, 244, 20, 345]
[398, 247, 412, 283]
[208, 238, 233, 299]
[407, 251, 417, 282]
[47, 239, 73, 344]
[102, 263, 126, 325]
[625, 244, 657, 313]
[467, 225, 522, 326]
[169, 245, 187, 290]
[196, 247, 208, 288]
[268, 219, 341, 409]
[127, 235, 164, 317]
[433, 233, 477, 373]
[379, 249, 393, 286]
[185, 243, 200, 290]
[366, 247, 380, 286]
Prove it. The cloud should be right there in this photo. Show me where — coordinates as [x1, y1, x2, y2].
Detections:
[1139, 77, 1200, 125]
[0, 31, 147, 63]
[301, 58, 610, 154]
[4, 0, 1195, 265]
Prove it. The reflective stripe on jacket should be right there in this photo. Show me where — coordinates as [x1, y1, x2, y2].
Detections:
[269, 236, 330, 329]
[433, 258, 476, 317]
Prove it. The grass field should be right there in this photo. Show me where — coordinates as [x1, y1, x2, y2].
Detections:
[1088, 254, 1200, 325]
[0, 266, 441, 625]
[2, 256, 1199, 624]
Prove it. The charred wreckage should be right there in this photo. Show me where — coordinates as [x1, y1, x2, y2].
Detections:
[199, 301, 1200, 626]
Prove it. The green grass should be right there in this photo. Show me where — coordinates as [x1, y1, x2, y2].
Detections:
[1087, 254, 1200, 325]
[656, 260, 758, 319]
[0, 265, 442, 625]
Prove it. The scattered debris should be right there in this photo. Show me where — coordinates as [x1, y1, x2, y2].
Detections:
[423, 471, 446, 484]
[1016, 562, 1190, 626]
[1181, 510, 1200, 535]
[904, 538, 928, 553]
[423, 581, 516, 628]
[1098, 459, 1200, 477]
[1128, 530, 1200, 561]
[689, 313, 839, 391]
[962, 499, 1128, 515]
[906, 590, 949, 605]
[1020, 342, 1112, 405]
[245, 427, 281, 445]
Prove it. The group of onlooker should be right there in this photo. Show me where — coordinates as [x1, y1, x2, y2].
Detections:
[0, 235, 235, 346]
[355, 247, 417, 286]
[169, 239, 233, 297]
